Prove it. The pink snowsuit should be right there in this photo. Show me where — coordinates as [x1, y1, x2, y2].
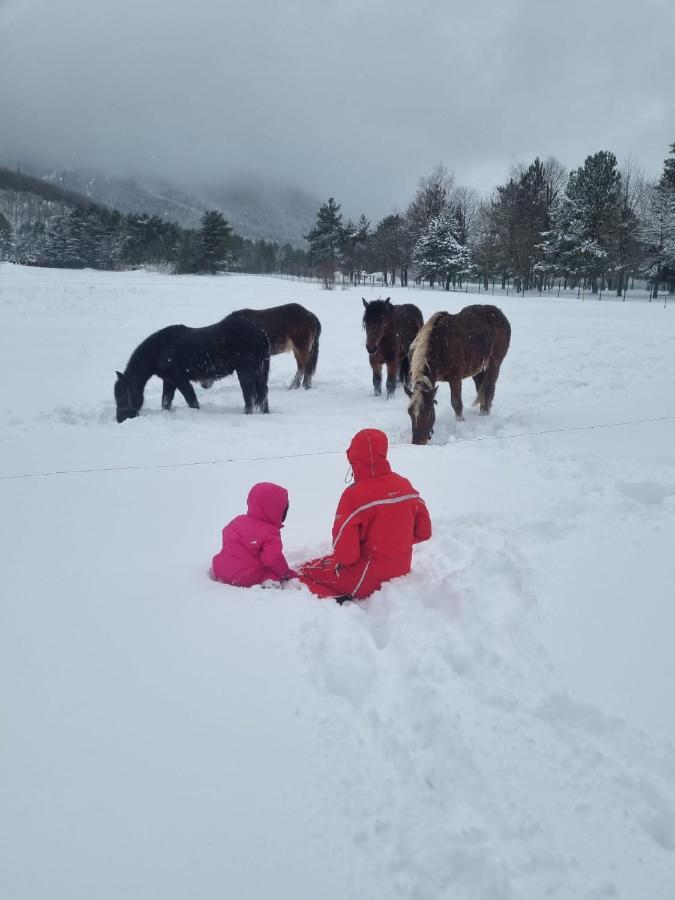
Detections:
[212, 483, 295, 587]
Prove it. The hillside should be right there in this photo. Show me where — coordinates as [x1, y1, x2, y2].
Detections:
[41, 168, 318, 245]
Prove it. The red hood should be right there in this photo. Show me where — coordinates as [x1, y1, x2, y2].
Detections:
[347, 429, 391, 481]
[246, 482, 289, 527]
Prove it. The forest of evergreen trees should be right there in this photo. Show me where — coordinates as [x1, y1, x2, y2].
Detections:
[1, 142, 673, 298]
[305, 143, 675, 299]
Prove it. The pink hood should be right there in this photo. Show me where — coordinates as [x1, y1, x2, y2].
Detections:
[246, 482, 289, 527]
[212, 481, 293, 587]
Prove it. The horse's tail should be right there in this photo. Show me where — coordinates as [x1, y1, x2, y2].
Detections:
[471, 373, 487, 408]
[306, 317, 321, 377]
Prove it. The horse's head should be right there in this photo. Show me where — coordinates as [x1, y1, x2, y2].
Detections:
[405, 375, 437, 445]
[114, 371, 142, 423]
[362, 297, 393, 354]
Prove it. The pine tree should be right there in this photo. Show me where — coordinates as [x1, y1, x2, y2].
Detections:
[639, 184, 675, 299]
[195, 210, 233, 274]
[42, 210, 86, 268]
[661, 142, 675, 191]
[413, 209, 473, 290]
[488, 158, 554, 292]
[371, 214, 404, 286]
[305, 197, 344, 288]
[566, 151, 622, 291]
[538, 194, 607, 291]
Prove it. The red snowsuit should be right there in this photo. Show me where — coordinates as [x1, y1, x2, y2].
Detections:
[212, 482, 295, 587]
[299, 429, 431, 600]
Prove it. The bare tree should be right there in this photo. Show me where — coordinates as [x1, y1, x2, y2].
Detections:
[616, 157, 646, 296]
[406, 163, 454, 245]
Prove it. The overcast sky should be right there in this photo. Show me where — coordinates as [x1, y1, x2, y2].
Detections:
[1, 0, 673, 218]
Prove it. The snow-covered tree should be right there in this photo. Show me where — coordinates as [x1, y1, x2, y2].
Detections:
[565, 151, 621, 291]
[538, 194, 607, 290]
[661, 142, 675, 192]
[340, 214, 370, 284]
[406, 164, 453, 243]
[0, 212, 11, 260]
[639, 183, 675, 299]
[41, 211, 86, 268]
[413, 209, 473, 289]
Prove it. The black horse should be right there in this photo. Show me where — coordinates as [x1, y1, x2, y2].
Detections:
[114, 312, 270, 423]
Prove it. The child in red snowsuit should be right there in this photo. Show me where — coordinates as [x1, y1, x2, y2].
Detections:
[298, 429, 431, 601]
[212, 482, 297, 587]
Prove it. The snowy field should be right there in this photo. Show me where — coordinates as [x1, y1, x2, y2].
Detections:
[1, 264, 675, 900]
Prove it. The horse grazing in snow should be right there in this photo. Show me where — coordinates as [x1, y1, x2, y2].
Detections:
[406, 305, 511, 445]
[237, 303, 321, 389]
[113, 311, 270, 423]
[362, 297, 424, 398]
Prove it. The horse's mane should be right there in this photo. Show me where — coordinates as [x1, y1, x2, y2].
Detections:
[409, 312, 446, 385]
[406, 312, 445, 419]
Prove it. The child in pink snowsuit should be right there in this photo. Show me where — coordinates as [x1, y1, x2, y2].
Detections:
[211, 482, 297, 587]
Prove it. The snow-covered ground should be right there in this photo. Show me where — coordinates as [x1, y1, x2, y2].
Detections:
[1, 264, 675, 900]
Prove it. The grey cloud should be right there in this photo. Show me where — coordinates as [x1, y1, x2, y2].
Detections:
[1, 0, 673, 220]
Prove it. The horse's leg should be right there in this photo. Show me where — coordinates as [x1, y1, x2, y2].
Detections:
[472, 371, 485, 409]
[385, 359, 398, 398]
[370, 355, 382, 396]
[480, 361, 501, 415]
[399, 353, 411, 388]
[289, 345, 303, 389]
[174, 375, 200, 409]
[255, 357, 270, 414]
[161, 379, 176, 410]
[449, 376, 464, 421]
[236, 367, 256, 414]
[299, 344, 313, 389]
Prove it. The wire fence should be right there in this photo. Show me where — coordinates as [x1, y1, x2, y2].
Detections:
[2, 413, 673, 482]
[249, 271, 672, 307]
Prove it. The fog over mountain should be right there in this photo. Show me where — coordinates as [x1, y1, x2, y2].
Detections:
[1, 0, 673, 222]
[41, 169, 320, 245]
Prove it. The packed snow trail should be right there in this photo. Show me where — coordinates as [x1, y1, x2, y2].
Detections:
[1, 266, 675, 899]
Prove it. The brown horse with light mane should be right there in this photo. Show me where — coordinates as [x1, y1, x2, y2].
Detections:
[362, 297, 424, 397]
[237, 303, 321, 389]
[405, 305, 511, 445]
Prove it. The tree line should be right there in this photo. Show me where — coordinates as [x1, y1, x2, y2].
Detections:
[0, 196, 311, 277]
[1, 142, 673, 297]
[305, 143, 675, 299]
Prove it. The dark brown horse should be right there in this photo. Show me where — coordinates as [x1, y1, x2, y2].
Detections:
[362, 297, 423, 397]
[238, 303, 321, 389]
[405, 305, 511, 444]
